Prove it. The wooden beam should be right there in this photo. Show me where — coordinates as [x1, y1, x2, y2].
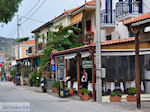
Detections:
[77, 53, 80, 92]
[66, 59, 68, 77]
[135, 33, 141, 109]
[92, 49, 96, 101]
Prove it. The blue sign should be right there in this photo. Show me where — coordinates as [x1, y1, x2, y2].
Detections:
[50, 65, 56, 71]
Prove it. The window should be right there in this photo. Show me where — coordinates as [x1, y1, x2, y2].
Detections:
[129, 31, 134, 37]
[106, 35, 112, 40]
[86, 20, 91, 32]
[25, 50, 28, 56]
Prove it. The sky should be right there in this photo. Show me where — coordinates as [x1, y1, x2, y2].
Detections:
[0, 0, 90, 39]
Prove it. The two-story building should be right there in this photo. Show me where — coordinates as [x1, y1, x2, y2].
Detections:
[32, 0, 150, 96]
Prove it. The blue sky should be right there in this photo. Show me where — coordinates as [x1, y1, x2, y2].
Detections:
[0, 0, 89, 39]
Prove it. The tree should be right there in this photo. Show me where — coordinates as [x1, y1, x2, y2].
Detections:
[47, 25, 82, 51]
[0, 0, 22, 23]
[34, 33, 40, 53]
[40, 25, 82, 67]
[17, 37, 29, 43]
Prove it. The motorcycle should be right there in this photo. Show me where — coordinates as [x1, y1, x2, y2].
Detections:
[40, 77, 47, 93]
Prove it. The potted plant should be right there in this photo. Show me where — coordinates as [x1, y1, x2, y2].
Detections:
[127, 87, 136, 102]
[52, 81, 59, 93]
[110, 91, 121, 102]
[68, 88, 74, 96]
[79, 88, 89, 101]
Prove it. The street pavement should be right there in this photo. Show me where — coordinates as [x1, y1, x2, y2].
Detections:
[0, 82, 150, 112]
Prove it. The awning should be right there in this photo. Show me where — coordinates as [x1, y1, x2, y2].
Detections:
[102, 50, 150, 56]
[64, 53, 76, 59]
[71, 11, 83, 24]
[81, 51, 90, 58]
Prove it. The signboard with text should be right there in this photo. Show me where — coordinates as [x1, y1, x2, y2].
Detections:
[82, 60, 92, 68]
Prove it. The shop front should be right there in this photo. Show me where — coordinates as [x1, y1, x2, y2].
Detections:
[53, 38, 150, 99]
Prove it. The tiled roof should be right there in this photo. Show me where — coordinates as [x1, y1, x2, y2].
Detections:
[85, 0, 96, 5]
[53, 37, 135, 56]
[20, 40, 35, 45]
[101, 37, 135, 45]
[123, 12, 150, 25]
[32, 0, 96, 33]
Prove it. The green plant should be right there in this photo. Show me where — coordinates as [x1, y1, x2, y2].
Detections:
[110, 91, 121, 97]
[51, 81, 59, 90]
[128, 87, 136, 96]
[17, 37, 29, 43]
[29, 72, 37, 86]
[0, 0, 22, 23]
[79, 88, 89, 95]
[21, 67, 27, 77]
[9, 68, 17, 80]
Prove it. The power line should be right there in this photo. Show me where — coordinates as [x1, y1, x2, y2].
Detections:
[20, 26, 25, 37]
[7, 25, 17, 38]
[20, 15, 44, 23]
[21, 0, 47, 24]
[23, 0, 41, 18]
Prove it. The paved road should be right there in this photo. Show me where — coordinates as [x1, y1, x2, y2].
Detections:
[0, 82, 149, 112]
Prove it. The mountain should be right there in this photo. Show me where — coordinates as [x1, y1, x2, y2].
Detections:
[0, 36, 17, 59]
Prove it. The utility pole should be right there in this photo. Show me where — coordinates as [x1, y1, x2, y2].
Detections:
[96, 0, 102, 102]
[17, 15, 20, 59]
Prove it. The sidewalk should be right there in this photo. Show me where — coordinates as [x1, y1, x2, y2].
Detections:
[22, 85, 150, 102]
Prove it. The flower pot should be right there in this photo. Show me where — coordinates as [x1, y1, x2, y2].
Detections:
[110, 96, 121, 102]
[127, 95, 136, 102]
[52, 88, 58, 93]
[80, 94, 89, 101]
[69, 89, 74, 96]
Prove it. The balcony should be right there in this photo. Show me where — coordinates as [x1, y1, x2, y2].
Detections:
[100, 10, 115, 29]
[78, 31, 94, 45]
[116, 0, 142, 21]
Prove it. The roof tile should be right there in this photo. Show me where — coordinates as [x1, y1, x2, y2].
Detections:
[20, 40, 35, 45]
[124, 12, 150, 25]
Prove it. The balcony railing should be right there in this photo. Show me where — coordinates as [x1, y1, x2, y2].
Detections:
[116, 0, 142, 19]
[100, 10, 115, 26]
[78, 32, 94, 45]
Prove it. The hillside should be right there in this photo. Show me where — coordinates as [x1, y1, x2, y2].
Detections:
[0, 36, 17, 59]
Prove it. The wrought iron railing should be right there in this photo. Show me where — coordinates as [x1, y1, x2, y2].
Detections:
[116, 0, 140, 19]
[100, 10, 115, 26]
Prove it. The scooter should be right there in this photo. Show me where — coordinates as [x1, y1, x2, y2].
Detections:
[40, 77, 47, 93]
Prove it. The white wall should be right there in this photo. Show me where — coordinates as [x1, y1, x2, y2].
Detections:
[100, 0, 150, 41]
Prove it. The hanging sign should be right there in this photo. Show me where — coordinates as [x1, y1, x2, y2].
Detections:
[58, 63, 65, 69]
[82, 60, 92, 68]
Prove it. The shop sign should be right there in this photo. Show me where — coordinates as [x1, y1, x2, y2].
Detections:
[58, 63, 65, 69]
[82, 60, 92, 68]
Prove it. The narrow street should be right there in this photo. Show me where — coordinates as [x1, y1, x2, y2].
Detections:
[0, 82, 149, 112]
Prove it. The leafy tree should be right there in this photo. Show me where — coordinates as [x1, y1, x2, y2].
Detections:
[17, 37, 29, 43]
[40, 25, 82, 67]
[0, 0, 22, 23]
[33, 33, 40, 53]
[47, 25, 82, 51]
